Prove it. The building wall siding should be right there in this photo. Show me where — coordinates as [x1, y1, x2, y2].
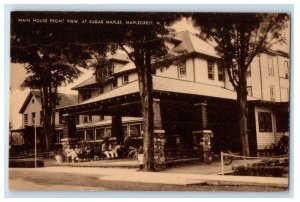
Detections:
[254, 106, 276, 150]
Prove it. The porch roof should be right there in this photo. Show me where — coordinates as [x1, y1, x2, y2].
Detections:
[56, 75, 258, 112]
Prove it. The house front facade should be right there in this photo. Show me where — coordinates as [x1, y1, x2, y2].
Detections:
[56, 31, 289, 163]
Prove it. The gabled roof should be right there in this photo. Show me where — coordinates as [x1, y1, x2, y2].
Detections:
[172, 31, 220, 59]
[19, 90, 42, 113]
[107, 53, 130, 62]
[265, 49, 289, 58]
[19, 90, 78, 113]
[71, 75, 98, 90]
[114, 62, 136, 74]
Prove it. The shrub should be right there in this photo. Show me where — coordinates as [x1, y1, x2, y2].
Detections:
[9, 160, 44, 168]
[233, 165, 284, 177]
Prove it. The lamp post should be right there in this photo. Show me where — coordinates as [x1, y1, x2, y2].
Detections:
[34, 124, 37, 168]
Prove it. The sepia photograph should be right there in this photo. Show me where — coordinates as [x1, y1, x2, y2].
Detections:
[8, 11, 290, 192]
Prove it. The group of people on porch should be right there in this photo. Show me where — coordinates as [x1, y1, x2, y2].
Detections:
[60, 137, 122, 163]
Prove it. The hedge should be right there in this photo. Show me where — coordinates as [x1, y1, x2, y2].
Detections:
[9, 160, 44, 168]
[233, 165, 286, 177]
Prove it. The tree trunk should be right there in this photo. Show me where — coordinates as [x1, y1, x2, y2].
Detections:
[237, 89, 250, 156]
[142, 48, 155, 171]
[134, 45, 155, 171]
[41, 87, 54, 152]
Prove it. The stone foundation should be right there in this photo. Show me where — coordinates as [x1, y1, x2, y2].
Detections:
[154, 129, 166, 170]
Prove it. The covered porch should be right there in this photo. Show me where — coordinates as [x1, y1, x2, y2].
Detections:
[56, 76, 252, 167]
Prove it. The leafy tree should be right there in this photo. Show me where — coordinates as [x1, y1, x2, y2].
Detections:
[11, 12, 180, 169]
[10, 12, 103, 151]
[191, 13, 289, 156]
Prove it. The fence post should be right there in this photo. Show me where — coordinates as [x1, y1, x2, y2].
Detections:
[221, 151, 224, 175]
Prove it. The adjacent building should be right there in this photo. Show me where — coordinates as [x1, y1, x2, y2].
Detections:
[10, 90, 78, 154]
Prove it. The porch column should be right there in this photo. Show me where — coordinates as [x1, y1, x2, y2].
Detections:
[193, 102, 213, 157]
[111, 115, 123, 144]
[153, 98, 166, 170]
[194, 102, 208, 130]
[61, 114, 77, 149]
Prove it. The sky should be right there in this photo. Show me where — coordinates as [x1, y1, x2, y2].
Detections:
[9, 16, 290, 129]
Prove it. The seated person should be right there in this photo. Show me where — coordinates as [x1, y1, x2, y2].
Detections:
[64, 146, 79, 163]
[102, 140, 120, 159]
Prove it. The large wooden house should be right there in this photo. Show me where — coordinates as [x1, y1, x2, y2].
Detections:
[55, 31, 289, 164]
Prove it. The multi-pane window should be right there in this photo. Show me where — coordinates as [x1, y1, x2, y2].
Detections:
[217, 62, 224, 81]
[268, 56, 274, 77]
[32, 112, 36, 125]
[258, 112, 273, 132]
[247, 86, 252, 97]
[95, 128, 105, 140]
[105, 127, 112, 138]
[76, 131, 85, 141]
[123, 74, 129, 85]
[83, 114, 92, 123]
[284, 61, 289, 79]
[270, 85, 276, 101]
[178, 66, 187, 77]
[129, 124, 141, 137]
[24, 114, 28, 126]
[207, 61, 214, 80]
[96, 66, 113, 80]
[82, 90, 92, 101]
[86, 130, 94, 141]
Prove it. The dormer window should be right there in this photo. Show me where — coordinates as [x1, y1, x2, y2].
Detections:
[96, 65, 113, 80]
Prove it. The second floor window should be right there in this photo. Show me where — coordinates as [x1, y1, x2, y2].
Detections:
[123, 74, 129, 85]
[24, 114, 28, 126]
[98, 86, 104, 95]
[268, 56, 274, 77]
[82, 90, 92, 101]
[247, 65, 251, 77]
[247, 86, 252, 97]
[83, 114, 92, 123]
[217, 62, 224, 81]
[112, 78, 118, 88]
[178, 66, 186, 77]
[207, 61, 214, 80]
[270, 85, 276, 101]
[32, 112, 36, 125]
[284, 61, 289, 79]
